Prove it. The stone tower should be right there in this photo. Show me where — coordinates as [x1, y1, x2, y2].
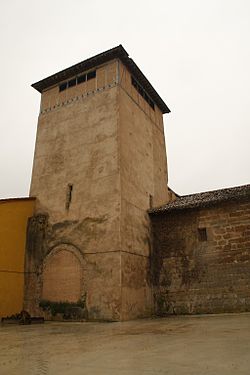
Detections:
[25, 45, 170, 321]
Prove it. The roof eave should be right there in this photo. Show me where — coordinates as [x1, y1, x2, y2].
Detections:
[31, 45, 170, 114]
[149, 184, 250, 215]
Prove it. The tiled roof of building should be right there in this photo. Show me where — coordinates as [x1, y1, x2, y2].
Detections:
[149, 184, 250, 215]
[0, 197, 36, 204]
[31, 45, 170, 114]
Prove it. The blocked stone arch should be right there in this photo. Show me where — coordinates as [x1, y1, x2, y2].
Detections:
[42, 244, 85, 303]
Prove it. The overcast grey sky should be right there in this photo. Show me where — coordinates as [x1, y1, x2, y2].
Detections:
[0, 0, 249, 198]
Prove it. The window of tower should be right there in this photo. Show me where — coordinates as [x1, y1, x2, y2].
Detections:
[198, 228, 208, 242]
[87, 70, 96, 80]
[59, 82, 68, 92]
[66, 184, 73, 210]
[77, 74, 86, 84]
[68, 78, 77, 88]
[58, 70, 96, 92]
[131, 76, 155, 110]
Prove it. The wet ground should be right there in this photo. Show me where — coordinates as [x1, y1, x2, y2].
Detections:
[0, 313, 250, 374]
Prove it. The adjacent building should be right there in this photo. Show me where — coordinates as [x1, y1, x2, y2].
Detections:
[0, 198, 35, 317]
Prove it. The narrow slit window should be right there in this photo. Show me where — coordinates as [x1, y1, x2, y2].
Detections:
[149, 194, 153, 209]
[66, 184, 73, 210]
[198, 228, 207, 242]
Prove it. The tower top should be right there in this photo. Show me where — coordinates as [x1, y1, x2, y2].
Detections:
[31, 45, 170, 114]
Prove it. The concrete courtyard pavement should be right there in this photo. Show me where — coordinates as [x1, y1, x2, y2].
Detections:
[0, 313, 250, 375]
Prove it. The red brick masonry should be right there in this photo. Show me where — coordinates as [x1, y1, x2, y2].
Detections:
[149, 185, 250, 315]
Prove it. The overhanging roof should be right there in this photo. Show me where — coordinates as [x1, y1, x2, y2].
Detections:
[149, 184, 250, 214]
[32, 45, 170, 114]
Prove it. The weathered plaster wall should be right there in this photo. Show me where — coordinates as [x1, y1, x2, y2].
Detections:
[27, 61, 122, 320]
[150, 199, 250, 315]
[121, 252, 152, 320]
[24, 216, 122, 320]
[27, 58, 169, 321]
[118, 62, 169, 319]
[119, 62, 168, 208]
[0, 198, 35, 317]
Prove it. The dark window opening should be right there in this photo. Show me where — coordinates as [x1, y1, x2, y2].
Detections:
[66, 184, 73, 210]
[59, 82, 67, 92]
[68, 78, 77, 88]
[198, 228, 207, 242]
[87, 70, 96, 80]
[149, 194, 153, 209]
[131, 76, 155, 110]
[138, 86, 143, 97]
[77, 74, 86, 84]
[58, 70, 96, 92]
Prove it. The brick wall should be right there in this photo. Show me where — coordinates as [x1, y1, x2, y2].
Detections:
[150, 199, 250, 315]
[42, 249, 81, 303]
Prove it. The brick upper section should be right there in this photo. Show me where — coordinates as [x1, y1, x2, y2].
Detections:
[149, 184, 250, 214]
[32, 45, 170, 114]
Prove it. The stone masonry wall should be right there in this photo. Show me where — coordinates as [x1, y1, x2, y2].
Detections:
[150, 199, 250, 315]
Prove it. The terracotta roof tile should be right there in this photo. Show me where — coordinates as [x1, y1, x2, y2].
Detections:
[149, 184, 250, 214]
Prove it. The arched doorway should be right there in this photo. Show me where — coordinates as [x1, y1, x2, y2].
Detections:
[42, 246, 82, 302]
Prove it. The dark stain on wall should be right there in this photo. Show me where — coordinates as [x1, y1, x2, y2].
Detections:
[25, 214, 49, 271]
[24, 213, 109, 317]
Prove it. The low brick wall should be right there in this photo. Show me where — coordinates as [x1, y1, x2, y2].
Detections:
[150, 199, 250, 315]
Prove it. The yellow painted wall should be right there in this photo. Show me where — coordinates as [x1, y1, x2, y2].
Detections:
[0, 198, 35, 317]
